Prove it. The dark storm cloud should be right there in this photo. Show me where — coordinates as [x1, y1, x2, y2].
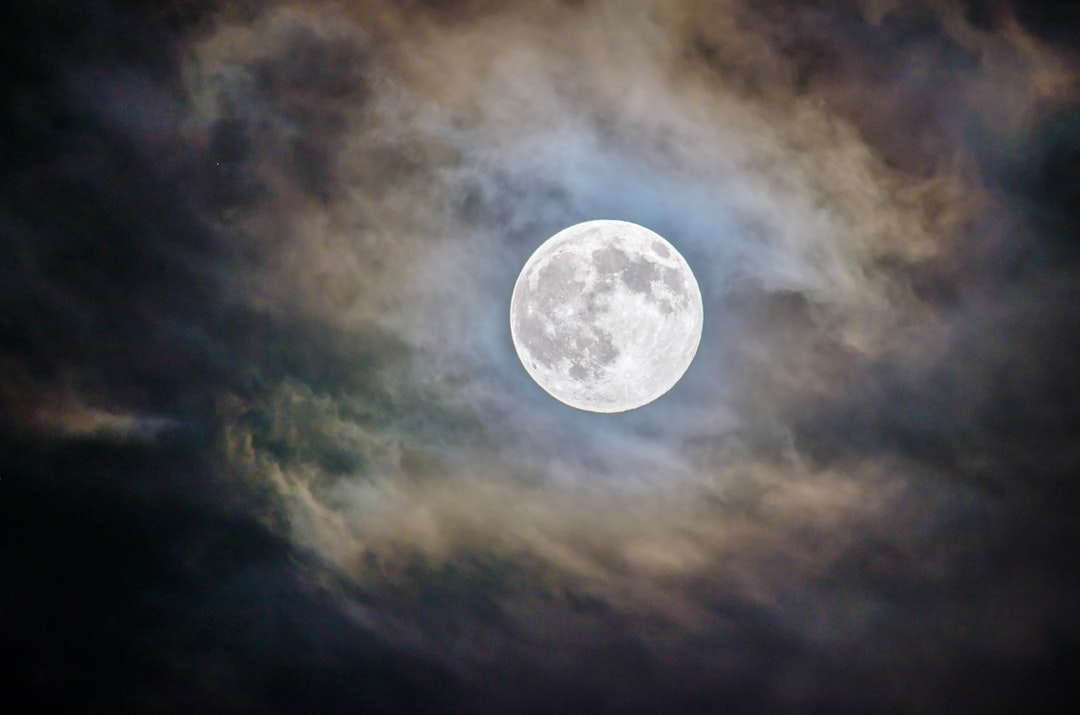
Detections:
[3, 0, 1080, 712]
[0, 2, 465, 710]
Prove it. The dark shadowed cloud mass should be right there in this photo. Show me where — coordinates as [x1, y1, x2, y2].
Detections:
[3, 1, 1080, 712]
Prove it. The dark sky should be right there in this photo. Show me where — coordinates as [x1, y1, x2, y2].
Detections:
[3, 1, 1080, 712]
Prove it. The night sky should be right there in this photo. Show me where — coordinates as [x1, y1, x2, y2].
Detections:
[3, 1, 1080, 712]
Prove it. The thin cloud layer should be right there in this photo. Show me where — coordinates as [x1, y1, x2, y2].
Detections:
[3, 0, 1079, 712]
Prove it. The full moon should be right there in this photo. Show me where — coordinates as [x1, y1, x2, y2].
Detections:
[510, 220, 704, 413]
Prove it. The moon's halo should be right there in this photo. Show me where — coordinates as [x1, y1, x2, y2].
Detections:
[510, 220, 704, 413]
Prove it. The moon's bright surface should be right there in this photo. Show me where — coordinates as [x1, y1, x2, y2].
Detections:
[510, 220, 704, 413]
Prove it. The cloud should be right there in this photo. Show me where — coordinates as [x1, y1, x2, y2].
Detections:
[4, 0, 1080, 711]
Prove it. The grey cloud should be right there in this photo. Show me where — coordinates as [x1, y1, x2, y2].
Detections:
[4, 0, 1080, 712]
